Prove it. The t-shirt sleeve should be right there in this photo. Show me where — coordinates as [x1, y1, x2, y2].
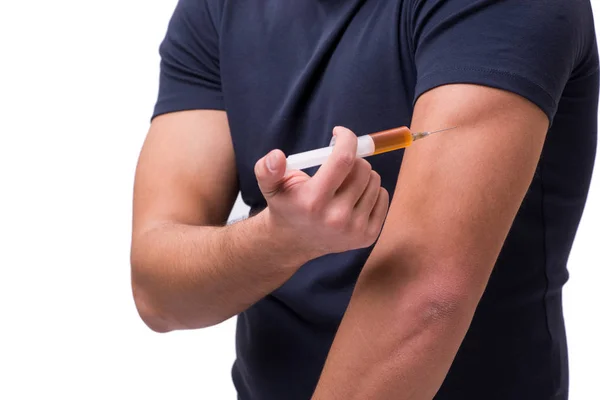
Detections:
[410, 0, 590, 124]
[152, 0, 224, 120]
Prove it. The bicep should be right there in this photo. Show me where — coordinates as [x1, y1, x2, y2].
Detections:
[371, 0, 585, 292]
[373, 84, 548, 291]
[133, 110, 238, 234]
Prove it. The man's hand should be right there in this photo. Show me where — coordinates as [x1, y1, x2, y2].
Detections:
[131, 114, 388, 332]
[254, 126, 390, 259]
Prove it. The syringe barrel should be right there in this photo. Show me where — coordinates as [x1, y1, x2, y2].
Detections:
[369, 126, 413, 155]
[286, 135, 375, 171]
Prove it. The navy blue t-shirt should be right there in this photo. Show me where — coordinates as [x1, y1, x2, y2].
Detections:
[152, 1, 599, 399]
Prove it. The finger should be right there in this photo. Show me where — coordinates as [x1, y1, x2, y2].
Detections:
[254, 149, 287, 199]
[354, 170, 382, 215]
[334, 158, 372, 207]
[310, 126, 357, 197]
[367, 188, 390, 238]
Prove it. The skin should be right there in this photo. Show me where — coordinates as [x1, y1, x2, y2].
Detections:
[131, 112, 388, 331]
[311, 84, 548, 399]
[131, 83, 548, 397]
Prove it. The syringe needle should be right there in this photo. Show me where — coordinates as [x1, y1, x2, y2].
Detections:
[413, 126, 458, 140]
[429, 126, 458, 135]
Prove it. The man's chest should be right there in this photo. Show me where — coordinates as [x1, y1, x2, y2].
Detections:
[217, 0, 415, 201]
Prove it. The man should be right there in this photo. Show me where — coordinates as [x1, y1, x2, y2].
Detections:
[130, 0, 598, 398]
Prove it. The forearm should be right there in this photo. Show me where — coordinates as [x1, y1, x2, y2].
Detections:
[312, 254, 479, 400]
[131, 210, 312, 332]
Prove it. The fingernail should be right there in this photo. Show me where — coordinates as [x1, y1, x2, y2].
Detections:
[266, 152, 278, 172]
[329, 136, 337, 146]
[333, 126, 342, 136]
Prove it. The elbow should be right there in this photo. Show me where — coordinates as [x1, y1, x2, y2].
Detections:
[130, 236, 182, 333]
[129, 234, 230, 331]
[133, 295, 217, 332]
[370, 253, 482, 328]
[131, 279, 174, 334]
[130, 254, 178, 333]
[405, 281, 476, 333]
[141, 314, 172, 334]
[130, 258, 216, 333]
[416, 290, 467, 327]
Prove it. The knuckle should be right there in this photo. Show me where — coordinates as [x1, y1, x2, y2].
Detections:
[362, 237, 377, 248]
[336, 127, 358, 143]
[301, 195, 322, 214]
[380, 188, 390, 204]
[377, 188, 390, 208]
[336, 151, 355, 168]
[366, 225, 382, 241]
[370, 170, 381, 185]
[325, 208, 351, 230]
[351, 216, 368, 233]
[356, 158, 372, 174]
[359, 231, 377, 248]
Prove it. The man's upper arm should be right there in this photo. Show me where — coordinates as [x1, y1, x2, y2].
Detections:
[367, 84, 548, 298]
[132, 110, 238, 234]
[362, 0, 587, 296]
[133, 0, 235, 234]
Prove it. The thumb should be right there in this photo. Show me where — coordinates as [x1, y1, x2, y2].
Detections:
[255, 149, 286, 198]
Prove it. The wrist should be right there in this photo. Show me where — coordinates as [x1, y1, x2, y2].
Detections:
[254, 208, 320, 266]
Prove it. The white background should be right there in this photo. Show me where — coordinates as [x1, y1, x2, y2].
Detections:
[0, 1, 598, 399]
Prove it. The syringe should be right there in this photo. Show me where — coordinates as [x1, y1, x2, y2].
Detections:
[286, 126, 457, 171]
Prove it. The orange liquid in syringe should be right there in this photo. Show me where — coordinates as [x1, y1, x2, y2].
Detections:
[369, 126, 414, 155]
